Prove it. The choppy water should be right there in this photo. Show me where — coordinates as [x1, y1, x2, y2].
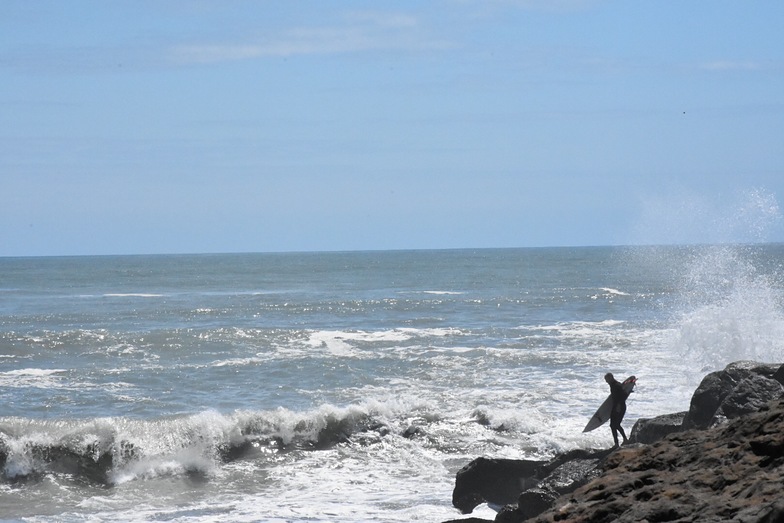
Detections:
[2, 245, 783, 522]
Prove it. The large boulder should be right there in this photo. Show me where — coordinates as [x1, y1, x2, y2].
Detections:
[452, 449, 612, 521]
[717, 374, 784, 420]
[682, 361, 782, 429]
[507, 449, 612, 521]
[629, 411, 686, 444]
[452, 457, 544, 514]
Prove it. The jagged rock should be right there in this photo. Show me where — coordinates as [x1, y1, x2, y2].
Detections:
[445, 361, 784, 523]
[682, 361, 781, 429]
[529, 398, 784, 523]
[717, 374, 783, 420]
[773, 363, 784, 385]
[478, 449, 613, 523]
[533, 448, 611, 495]
[629, 411, 686, 444]
[450, 449, 613, 520]
[514, 487, 559, 520]
[452, 457, 544, 514]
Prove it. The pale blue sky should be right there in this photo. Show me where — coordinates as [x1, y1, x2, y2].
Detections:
[2, 1, 783, 256]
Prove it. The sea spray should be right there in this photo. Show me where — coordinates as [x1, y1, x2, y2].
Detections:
[674, 245, 784, 372]
[631, 188, 784, 376]
[2, 244, 784, 522]
[669, 188, 784, 373]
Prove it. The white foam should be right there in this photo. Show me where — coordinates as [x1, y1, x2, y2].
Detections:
[110, 450, 216, 485]
[0, 368, 66, 388]
[598, 287, 631, 296]
[103, 293, 165, 298]
[672, 245, 784, 372]
[303, 328, 457, 357]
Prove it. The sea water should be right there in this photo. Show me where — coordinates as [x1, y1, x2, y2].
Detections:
[1, 245, 783, 522]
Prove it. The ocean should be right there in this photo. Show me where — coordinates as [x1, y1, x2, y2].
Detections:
[1, 245, 783, 522]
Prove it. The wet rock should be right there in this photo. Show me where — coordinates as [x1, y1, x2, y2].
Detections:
[402, 425, 426, 439]
[479, 449, 613, 523]
[534, 448, 612, 487]
[629, 411, 686, 444]
[682, 361, 781, 429]
[717, 374, 783, 420]
[452, 457, 544, 514]
[445, 361, 784, 523]
[529, 398, 784, 523]
[773, 363, 784, 385]
[513, 487, 558, 521]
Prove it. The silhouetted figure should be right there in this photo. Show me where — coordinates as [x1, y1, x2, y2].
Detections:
[605, 372, 630, 447]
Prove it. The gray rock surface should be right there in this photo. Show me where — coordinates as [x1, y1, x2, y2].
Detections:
[446, 361, 784, 523]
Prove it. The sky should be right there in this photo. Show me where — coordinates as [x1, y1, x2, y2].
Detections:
[2, 0, 784, 256]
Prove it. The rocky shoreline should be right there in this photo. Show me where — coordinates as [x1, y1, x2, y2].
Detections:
[446, 361, 784, 523]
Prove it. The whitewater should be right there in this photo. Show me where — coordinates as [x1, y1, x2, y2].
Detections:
[1, 244, 784, 522]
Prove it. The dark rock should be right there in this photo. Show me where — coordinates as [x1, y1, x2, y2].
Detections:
[484, 449, 613, 523]
[452, 457, 544, 514]
[772, 363, 784, 386]
[534, 448, 611, 495]
[446, 361, 784, 523]
[449, 449, 614, 521]
[682, 361, 781, 429]
[717, 374, 783, 420]
[402, 425, 426, 439]
[629, 411, 686, 444]
[495, 504, 527, 523]
[516, 487, 559, 520]
[529, 398, 784, 523]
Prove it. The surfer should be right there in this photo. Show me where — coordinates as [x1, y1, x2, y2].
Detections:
[605, 372, 631, 448]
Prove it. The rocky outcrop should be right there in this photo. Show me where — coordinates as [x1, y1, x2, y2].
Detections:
[500, 449, 615, 522]
[682, 361, 783, 429]
[447, 361, 784, 523]
[452, 450, 614, 521]
[453, 457, 545, 514]
[530, 398, 784, 523]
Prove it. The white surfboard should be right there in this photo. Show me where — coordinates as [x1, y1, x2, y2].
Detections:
[582, 376, 636, 433]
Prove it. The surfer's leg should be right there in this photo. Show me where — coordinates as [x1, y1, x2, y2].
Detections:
[610, 424, 620, 447]
[618, 425, 627, 444]
[618, 405, 628, 444]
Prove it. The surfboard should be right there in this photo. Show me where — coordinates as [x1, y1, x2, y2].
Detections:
[582, 376, 636, 433]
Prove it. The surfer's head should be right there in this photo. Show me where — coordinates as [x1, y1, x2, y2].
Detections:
[604, 372, 614, 383]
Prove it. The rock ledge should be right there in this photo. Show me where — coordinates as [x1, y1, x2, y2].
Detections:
[446, 361, 784, 523]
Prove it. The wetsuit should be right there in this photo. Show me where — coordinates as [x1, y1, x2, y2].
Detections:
[607, 376, 630, 447]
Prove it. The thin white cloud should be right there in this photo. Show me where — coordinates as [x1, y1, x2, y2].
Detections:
[699, 60, 770, 72]
[169, 11, 452, 65]
[344, 11, 420, 29]
[500, 0, 600, 11]
[453, 0, 602, 13]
